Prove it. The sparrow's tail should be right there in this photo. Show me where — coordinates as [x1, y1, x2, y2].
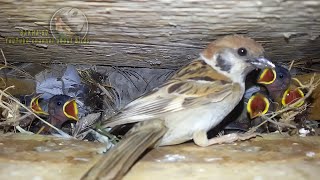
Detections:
[81, 119, 167, 180]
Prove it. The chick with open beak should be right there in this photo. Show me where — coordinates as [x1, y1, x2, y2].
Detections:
[247, 92, 272, 119]
[257, 64, 304, 108]
[47, 95, 79, 129]
[29, 94, 49, 115]
[257, 64, 291, 101]
[282, 83, 305, 107]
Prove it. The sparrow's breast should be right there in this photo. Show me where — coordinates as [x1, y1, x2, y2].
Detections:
[159, 89, 244, 146]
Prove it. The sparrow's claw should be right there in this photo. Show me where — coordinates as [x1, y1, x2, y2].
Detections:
[194, 130, 258, 146]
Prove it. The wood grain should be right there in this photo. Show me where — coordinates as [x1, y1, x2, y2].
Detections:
[0, 0, 320, 69]
[124, 134, 320, 179]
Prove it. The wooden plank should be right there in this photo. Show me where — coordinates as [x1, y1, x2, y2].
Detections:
[124, 134, 320, 179]
[0, 77, 35, 96]
[0, 0, 319, 69]
[0, 134, 106, 180]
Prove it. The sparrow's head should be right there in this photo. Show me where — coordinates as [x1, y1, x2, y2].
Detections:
[48, 95, 78, 128]
[201, 35, 275, 83]
[257, 65, 291, 100]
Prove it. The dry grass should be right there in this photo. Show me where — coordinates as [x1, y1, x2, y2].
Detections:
[0, 49, 71, 137]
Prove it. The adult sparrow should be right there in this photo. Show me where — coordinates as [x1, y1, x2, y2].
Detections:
[82, 35, 275, 179]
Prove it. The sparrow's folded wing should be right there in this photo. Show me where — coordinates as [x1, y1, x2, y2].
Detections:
[103, 60, 237, 127]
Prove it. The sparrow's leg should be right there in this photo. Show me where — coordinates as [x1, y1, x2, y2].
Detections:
[193, 130, 257, 147]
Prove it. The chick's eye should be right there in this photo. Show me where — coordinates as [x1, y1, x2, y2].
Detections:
[56, 101, 62, 106]
[238, 47, 247, 56]
[279, 74, 284, 78]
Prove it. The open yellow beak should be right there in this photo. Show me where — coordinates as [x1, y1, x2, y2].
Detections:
[257, 68, 276, 85]
[282, 88, 304, 107]
[30, 94, 48, 115]
[247, 93, 270, 119]
[63, 99, 79, 121]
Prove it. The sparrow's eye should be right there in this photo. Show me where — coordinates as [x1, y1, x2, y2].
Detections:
[57, 101, 62, 106]
[238, 48, 247, 56]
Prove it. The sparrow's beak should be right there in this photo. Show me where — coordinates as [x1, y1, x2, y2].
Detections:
[247, 93, 270, 119]
[251, 57, 275, 69]
[63, 99, 79, 121]
[30, 94, 48, 115]
[257, 68, 276, 84]
[282, 88, 304, 107]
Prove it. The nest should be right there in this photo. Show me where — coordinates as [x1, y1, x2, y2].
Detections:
[249, 74, 320, 135]
[0, 48, 319, 147]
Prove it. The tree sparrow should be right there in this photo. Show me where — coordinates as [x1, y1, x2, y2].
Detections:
[82, 35, 275, 179]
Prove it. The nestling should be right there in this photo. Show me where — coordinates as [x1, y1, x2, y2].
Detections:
[47, 95, 79, 130]
[257, 65, 291, 101]
[83, 35, 275, 179]
[256, 65, 305, 108]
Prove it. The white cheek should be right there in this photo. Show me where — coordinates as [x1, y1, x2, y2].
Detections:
[200, 53, 216, 68]
[199, 52, 249, 84]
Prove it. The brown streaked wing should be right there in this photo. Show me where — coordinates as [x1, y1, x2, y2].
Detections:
[102, 60, 234, 128]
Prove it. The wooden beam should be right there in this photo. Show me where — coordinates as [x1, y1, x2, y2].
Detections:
[0, 0, 320, 69]
[124, 134, 320, 179]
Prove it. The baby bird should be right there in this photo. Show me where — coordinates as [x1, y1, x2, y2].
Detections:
[47, 95, 78, 130]
[257, 64, 291, 101]
[257, 65, 304, 108]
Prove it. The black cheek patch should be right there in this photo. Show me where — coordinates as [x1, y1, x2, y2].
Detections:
[216, 55, 231, 72]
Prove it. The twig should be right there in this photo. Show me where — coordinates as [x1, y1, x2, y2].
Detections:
[0, 49, 34, 79]
[267, 118, 296, 129]
[267, 74, 318, 118]
[248, 73, 319, 133]
[288, 60, 295, 71]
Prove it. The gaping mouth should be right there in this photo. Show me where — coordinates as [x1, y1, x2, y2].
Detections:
[282, 88, 304, 107]
[247, 93, 270, 119]
[63, 99, 79, 121]
[257, 68, 276, 85]
[250, 57, 275, 69]
[30, 94, 48, 115]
